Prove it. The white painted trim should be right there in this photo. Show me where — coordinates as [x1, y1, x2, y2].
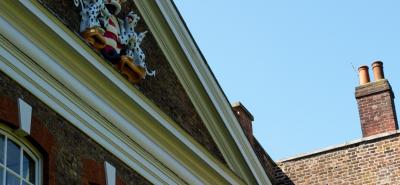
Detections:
[0, 1, 246, 184]
[14, 1, 244, 184]
[0, 124, 43, 185]
[132, 1, 255, 182]
[0, 23, 177, 184]
[148, 1, 272, 184]
[17, 98, 32, 136]
[105, 162, 116, 185]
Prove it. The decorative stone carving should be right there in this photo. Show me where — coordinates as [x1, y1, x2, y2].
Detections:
[75, 0, 155, 84]
[75, 0, 107, 50]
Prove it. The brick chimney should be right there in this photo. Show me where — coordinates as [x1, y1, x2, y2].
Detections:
[232, 102, 254, 145]
[355, 61, 398, 137]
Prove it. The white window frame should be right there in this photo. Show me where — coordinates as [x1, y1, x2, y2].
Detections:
[0, 124, 42, 185]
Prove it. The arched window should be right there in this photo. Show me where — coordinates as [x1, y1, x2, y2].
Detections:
[0, 127, 41, 185]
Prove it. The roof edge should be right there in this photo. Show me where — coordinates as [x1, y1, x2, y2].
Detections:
[277, 130, 400, 163]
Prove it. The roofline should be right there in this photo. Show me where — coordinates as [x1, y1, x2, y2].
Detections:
[0, 1, 248, 184]
[139, 1, 272, 184]
[232, 101, 255, 121]
[277, 130, 400, 163]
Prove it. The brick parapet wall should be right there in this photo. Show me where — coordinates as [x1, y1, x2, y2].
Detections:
[252, 138, 279, 184]
[275, 131, 400, 185]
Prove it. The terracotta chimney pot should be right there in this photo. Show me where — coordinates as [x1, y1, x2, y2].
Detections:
[358, 65, 370, 85]
[372, 61, 385, 81]
[355, 61, 398, 137]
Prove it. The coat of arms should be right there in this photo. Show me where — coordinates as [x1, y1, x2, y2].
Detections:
[75, 0, 155, 84]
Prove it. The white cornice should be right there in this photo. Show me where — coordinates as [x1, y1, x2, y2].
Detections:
[0, 23, 180, 185]
[136, 1, 272, 184]
[0, 1, 246, 184]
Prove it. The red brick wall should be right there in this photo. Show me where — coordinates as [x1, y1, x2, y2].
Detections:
[37, 0, 226, 163]
[82, 159, 127, 185]
[355, 80, 398, 137]
[275, 132, 400, 185]
[0, 72, 151, 184]
[252, 138, 279, 184]
[0, 97, 56, 185]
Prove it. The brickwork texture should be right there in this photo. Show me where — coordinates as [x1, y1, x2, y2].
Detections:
[37, 0, 226, 163]
[275, 133, 400, 185]
[356, 80, 398, 137]
[0, 72, 151, 185]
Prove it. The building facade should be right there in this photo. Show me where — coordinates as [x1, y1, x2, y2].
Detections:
[271, 62, 400, 185]
[0, 0, 272, 184]
[1, 1, 399, 185]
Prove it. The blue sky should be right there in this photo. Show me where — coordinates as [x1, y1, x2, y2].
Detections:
[173, 0, 400, 160]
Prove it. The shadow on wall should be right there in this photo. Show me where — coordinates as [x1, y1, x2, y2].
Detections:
[250, 138, 294, 185]
[273, 165, 295, 185]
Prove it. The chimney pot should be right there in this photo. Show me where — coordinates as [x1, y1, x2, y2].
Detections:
[372, 61, 385, 81]
[358, 65, 370, 85]
[355, 61, 398, 137]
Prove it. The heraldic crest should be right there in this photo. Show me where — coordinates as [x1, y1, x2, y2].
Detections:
[75, 0, 155, 84]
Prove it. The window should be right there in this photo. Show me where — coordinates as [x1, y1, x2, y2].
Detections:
[0, 128, 41, 185]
